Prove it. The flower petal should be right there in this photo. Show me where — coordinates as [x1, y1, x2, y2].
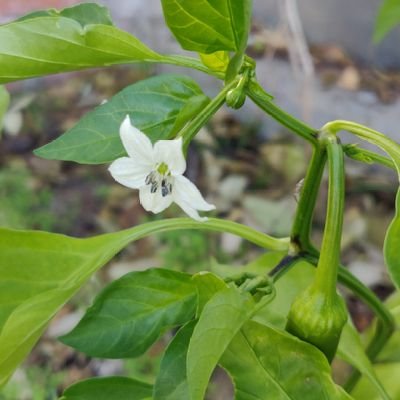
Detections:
[173, 175, 215, 211]
[139, 184, 173, 214]
[174, 201, 209, 222]
[120, 115, 154, 165]
[108, 157, 149, 189]
[153, 137, 186, 175]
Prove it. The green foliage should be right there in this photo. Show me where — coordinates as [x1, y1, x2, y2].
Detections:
[384, 189, 400, 288]
[0, 9, 162, 84]
[60, 269, 197, 358]
[61, 377, 153, 400]
[161, 0, 252, 53]
[187, 287, 256, 400]
[220, 320, 352, 400]
[1, 1, 400, 398]
[374, 0, 400, 42]
[16, 3, 114, 27]
[153, 321, 196, 400]
[0, 85, 9, 134]
[350, 293, 400, 398]
[338, 324, 390, 400]
[35, 75, 207, 164]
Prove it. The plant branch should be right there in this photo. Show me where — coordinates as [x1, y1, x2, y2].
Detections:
[313, 134, 345, 297]
[107, 217, 290, 252]
[179, 78, 240, 151]
[343, 144, 396, 171]
[291, 145, 326, 250]
[246, 79, 318, 146]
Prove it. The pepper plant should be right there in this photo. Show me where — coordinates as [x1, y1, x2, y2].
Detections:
[0, 2, 399, 399]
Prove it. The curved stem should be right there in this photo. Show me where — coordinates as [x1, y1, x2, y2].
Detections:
[322, 120, 400, 175]
[268, 255, 301, 283]
[314, 134, 345, 298]
[104, 217, 290, 252]
[246, 79, 318, 146]
[291, 145, 326, 250]
[343, 144, 396, 171]
[179, 78, 240, 151]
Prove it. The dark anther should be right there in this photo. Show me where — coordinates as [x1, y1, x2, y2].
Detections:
[145, 172, 154, 185]
[150, 182, 158, 193]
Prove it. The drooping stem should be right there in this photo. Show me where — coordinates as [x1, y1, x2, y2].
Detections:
[291, 145, 326, 250]
[322, 120, 400, 175]
[104, 217, 290, 252]
[313, 133, 345, 298]
[246, 79, 318, 146]
[343, 144, 395, 171]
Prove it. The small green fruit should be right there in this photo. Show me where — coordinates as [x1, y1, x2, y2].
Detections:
[286, 285, 347, 362]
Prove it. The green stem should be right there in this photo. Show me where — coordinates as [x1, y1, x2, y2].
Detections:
[106, 217, 290, 252]
[268, 255, 301, 283]
[313, 134, 345, 298]
[343, 144, 396, 171]
[291, 145, 326, 250]
[323, 120, 400, 175]
[179, 78, 240, 151]
[246, 79, 318, 146]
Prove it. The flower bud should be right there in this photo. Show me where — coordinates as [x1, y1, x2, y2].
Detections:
[286, 285, 347, 362]
[226, 87, 246, 109]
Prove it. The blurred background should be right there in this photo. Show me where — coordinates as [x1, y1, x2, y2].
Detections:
[0, 0, 399, 398]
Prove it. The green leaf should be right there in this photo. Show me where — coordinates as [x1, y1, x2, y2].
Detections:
[161, 0, 252, 53]
[384, 189, 400, 288]
[0, 217, 283, 385]
[352, 363, 400, 400]
[0, 227, 150, 386]
[34, 74, 206, 164]
[199, 51, 229, 72]
[248, 256, 387, 398]
[374, 0, 400, 43]
[375, 294, 400, 362]
[221, 320, 353, 400]
[351, 293, 400, 399]
[337, 323, 390, 400]
[0, 85, 10, 135]
[191, 271, 228, 316]
[187, 287, 255, 400]
[16, 3, 114, 27]
[61, 376, 152, 400]
[0, 15, 162, 84]
[60, 268, 197, 358]
[153, 321, 196, 400]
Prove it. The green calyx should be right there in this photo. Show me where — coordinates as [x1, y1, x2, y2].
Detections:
[286, 284, 347, 362]
[225, 62, 254, 109]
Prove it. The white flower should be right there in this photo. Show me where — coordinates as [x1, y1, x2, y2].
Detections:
[108, 115, 215, 221]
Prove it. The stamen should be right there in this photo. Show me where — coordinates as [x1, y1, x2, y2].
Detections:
[150, 181, 158, 193]
[146, 168, 173, 197]
[145, 171, 155, 185]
